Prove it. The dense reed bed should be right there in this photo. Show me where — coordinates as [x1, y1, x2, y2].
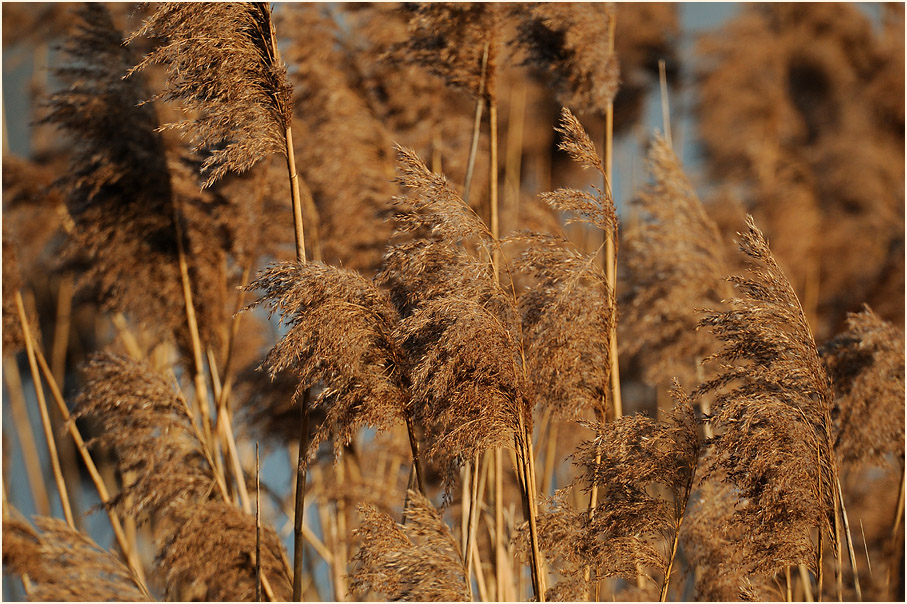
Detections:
[2, 3, 903, 602]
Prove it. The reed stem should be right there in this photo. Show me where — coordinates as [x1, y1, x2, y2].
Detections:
[15, 290, 74, 529]
[463, 42, 490, 206]
[3, 355, 51, 517]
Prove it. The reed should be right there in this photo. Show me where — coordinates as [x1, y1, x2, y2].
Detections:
[2, 4, 902, 603]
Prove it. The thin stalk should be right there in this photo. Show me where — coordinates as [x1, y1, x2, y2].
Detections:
[285, 126, 308, 264]
[50, 274, 73, 385]
[786, 566, 793, 602]
[660, 476, 694, 602]
[463, 42, 490, 206]
[465, 452, 486, 600]
[3, 355, 51, 517]
[834, 480, 844, 602]
[15, 290, 74, 528]
[292, 390, 311, 602]
[859, 519, 871, 577]
[332, 459, 348, 602]
[171, 200, 215, 450]
[494, 448, 508, 602]
[800, 564, 815, 602]
[490, 96, 500, 276]
[471, 517, 490, 602]
[215, 262, 253, 414]
[516, 418, 546, 601]
[50, 274, 83, 527]
[836, 476, 862, 600]
[818, 527, 824, 602]
[658, 59, 672, 150]
[404, 414, 426, 495]
[208, 349, 251, 513]
[542, 420, 559, 497]
[256, 443, 262, 603]
[504, 81, 526, 236]
[111, 312, 143, 360]
[33, 346, 149, 593]
[604, 14, 622, 421]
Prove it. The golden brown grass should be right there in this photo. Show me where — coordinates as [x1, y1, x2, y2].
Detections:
[2, 3, 903, 603]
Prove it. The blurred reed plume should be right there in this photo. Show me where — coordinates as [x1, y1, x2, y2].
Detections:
[823, 306, 906, 469]
[513, 3, 619, 115]
[72, 352, 216, 523]
[2, 3, 902, 603]
[622, 135, 729, 388]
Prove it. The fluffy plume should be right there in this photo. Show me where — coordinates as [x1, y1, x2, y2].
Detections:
[622, 135, 730, 387]
[72, 352, 215, 523]
[244, 261, 408, 459]
[697, 216, 837, 575]
[43, 4, 225, 352]
[1, 155, 66, 273]
[2, 227, 26, 354]
[127, 2, 293, 187]
[612, 3, 679, 133]
[382, 146, 524, 484]
[280, 4, 397, 274]
[156, 500, 292, 601]
[340, 3, 490, 201]
[515, 233, 613, 420]
[543, 109, 616, 233]
[399, 295, 526, 483]
[394, 3, 502, 102]
[349, 490, 469, 601]
[512, 3, 620, 114]
[379, 145, 503, 319]
[2, 515, 149, 601]
[535, 386, 700, 596]
[697, 3, 905, 338]
[823, 306, 906, 468]
[680, 476, 775, 601]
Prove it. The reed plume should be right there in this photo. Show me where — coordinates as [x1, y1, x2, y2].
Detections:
[544, 108, 615, 233]
[697, 3, 905, 338]
[515, 233, 613, 421]
[72, 351, 216, 523]
[279, 4, 397, 275]
[2, 514, 150, 601]
[622, 134, 729, 388]
[680, 476, 773, 601]
[43, 4, 226, 353]
[823, 305, 905, 468]
[512, 3, 619, 115]
[611, 3, 679, 133]
[349, 490, 469, 601]
[2, 227, 26, 354]
[383, 146, 520, 479]
[156, 500, 292, 601]
[395, 3, 501, 102]
[243, 261, 409, 460]
[697, 216, 838, 577]
[379, 145, 504, 318]
[126, 2, 293, 188]
[533, 385, 700, 599]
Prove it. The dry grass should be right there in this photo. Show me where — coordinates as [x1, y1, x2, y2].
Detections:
[2, 3, 903, 603]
